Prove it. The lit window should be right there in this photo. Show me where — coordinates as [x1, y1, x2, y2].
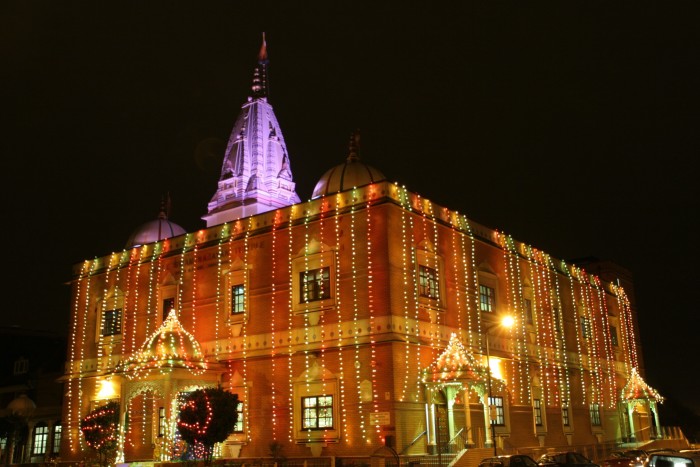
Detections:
[234, 401, 244, 433]
[562, 403, 570, 427]
[590, 403, 601, 426]
[32, 423, 48, 455]
[101, 309, 122, 337]
[480, 285, 496, 313]
[534, 399, 543, 426]
[418, 265, 439, 299]
[488, 396, 505, 426]
[52, 423, 62, 454]
[300, 267, 330, 303]
[302, 395, 334, 430]
[580, 316, 591, 339]
[524, 299, 533, 325]
[158, 407, 165, 437]
[231, 284, 245, 314]
[609, 325, 618, 347]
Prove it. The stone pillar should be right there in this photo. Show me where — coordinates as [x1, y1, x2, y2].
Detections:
[464, 388, 474, 446]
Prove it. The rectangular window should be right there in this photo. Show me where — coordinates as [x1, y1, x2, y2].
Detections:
[13, 358, 29, 375]
[488, 396, 505, 426]
[480, 285, 496, 313]
[162, 297, 175, 321]
[580, 316, 591, 339]
[234, 401, 244, 433]
[609, 325, 619, 347]
[534, 399, 543, 426]
[524, 299, 533, 325]
[562, 403, 570, 427]
[302, 395, 334, 430]
[418, 265, 439, 299]
[101, 309, 122, 337]
[33, 425, 48, 455]
[300, 267, 330, 303]
[231, 284, 245, 314]
[590, 403, 601, 426]
[158, 407, 165, 437]
[52, 424, 62, 454]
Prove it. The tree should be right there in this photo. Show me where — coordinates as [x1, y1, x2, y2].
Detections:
[177, 387, 239, 463]
[80, 401, 120, 467]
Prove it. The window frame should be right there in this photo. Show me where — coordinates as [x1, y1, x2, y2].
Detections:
[562, 402, 571, 427]
[533, 398, 543, 426]
[226, 268, 249, 324]
[590, 403, 602, 426]
[609, 325, 619, 347]
[488, 395, 505, 426]
[580, 316, 591, 339]
[415, 247, 446, 312]
[291, 248, 337, 315]
[299, 266, 331, 303]
[301, 395, 334, 431]
[52, 423, 62, 454]
[32, 423, 49, 455]
[418, 264, 439, 299]
[480, 285, 496, 313]
[101, 308, 123, 337]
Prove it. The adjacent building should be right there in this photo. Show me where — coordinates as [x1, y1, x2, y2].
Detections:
[58, 38, 664, 463]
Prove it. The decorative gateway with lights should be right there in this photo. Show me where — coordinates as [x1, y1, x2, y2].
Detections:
[59, 38, 664, 464]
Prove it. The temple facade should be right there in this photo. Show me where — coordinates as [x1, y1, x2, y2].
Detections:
[57, 38, 664, 464]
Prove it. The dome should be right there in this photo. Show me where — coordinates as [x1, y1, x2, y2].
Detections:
[7, 394, 36, 416]
[122, 309, 207, 377]
[311, 130, 386, 199]
[126, 200, 186, 248]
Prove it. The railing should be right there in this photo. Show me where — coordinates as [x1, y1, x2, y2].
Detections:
[447, 427, 470, 453]
[400, 430, 428, 455]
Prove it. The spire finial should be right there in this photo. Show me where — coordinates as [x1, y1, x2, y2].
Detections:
[251, 33, 269, 98]
[258, 32, 268, 62]
[347, 129, 361, 162]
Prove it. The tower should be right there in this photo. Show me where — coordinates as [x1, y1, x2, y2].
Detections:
[203, 34, 300, 227]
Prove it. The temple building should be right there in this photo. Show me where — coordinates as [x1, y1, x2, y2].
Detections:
[58, 37, 664, 464]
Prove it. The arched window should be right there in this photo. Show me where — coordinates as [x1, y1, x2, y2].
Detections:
[32, 422, 49, 455]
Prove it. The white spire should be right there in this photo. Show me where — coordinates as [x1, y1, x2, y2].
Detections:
[203, 34, 300, 227]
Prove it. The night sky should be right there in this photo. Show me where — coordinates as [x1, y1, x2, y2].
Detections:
[2, 2, 697, 414]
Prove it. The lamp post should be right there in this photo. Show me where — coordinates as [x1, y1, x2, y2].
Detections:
[483, 316, 514, 457]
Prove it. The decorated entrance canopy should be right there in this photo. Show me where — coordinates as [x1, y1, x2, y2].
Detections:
[120, 309, 208, 379]
[621, 367, 664, 403]
[422, 333, 491, 384]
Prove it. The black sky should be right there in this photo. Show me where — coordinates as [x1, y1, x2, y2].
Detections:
[2, 2, 697, 413]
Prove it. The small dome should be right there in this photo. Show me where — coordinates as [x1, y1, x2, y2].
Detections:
[8, 394, 36, 416]
[126, 198, 186, 248]
[311, 130, 386, 199]
[122, 310, 207, 377]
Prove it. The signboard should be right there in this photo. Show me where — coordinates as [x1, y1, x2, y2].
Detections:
[369, 411, 391, 426]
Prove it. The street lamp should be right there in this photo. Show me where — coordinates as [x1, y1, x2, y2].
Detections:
[484, 315, 514, 456]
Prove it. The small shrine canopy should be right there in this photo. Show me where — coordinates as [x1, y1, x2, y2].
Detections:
[423, 333, 492, 384]
[121, 309, 208, 378]
[621, 367, 664, 403]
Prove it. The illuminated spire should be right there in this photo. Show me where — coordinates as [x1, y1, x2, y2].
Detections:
[204, 34, 300, 226]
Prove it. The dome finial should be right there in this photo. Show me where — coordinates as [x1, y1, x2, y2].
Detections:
[347, 129, 361, 162]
